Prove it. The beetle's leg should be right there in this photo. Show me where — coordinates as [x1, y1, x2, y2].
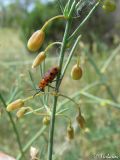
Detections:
[33, 91, 40, 98]
[47, 84, 59, 92]
[51, 78, 62, 82]
[33, 89, 44, 98]
[47, 84, 55, 89]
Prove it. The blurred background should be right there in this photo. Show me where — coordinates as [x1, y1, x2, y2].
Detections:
[0, 0, 120, 160]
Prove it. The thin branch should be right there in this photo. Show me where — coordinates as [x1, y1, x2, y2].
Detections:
[0, 93, 25, 160]
[58, 35, 82, 86]
[101, 44, 120, 73]
[16, 126, 46, 160]
[68, 2, 99, 42]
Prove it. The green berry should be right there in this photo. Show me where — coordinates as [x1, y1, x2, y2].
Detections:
[102, 0, 116, 12]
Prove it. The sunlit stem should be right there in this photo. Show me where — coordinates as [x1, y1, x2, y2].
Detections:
[75, 0, 82, 9]
[77, 55, 80, 67]
[44, 42, 62, 53]
[25, 107, 45, 115]
[59, 93, 79, 109]
[41, 15, 66, 31]
[68, 0, 76, 18]
[23, 91, 79, 108]
[59, 35, 81, 86]
[0, 94, 26, 160]
[24, 107, 49, 116]
[23, 91, 59, 102]
[101, 44, 120, 73]
[68, 2, 99, 43]
[48, 20, 71, 160]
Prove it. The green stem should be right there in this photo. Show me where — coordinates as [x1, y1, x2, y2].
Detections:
[105, 84, 117, 103]
[59, 93, 79, 107]
[48, 3, 78, 158]
[43, 58, 47, 106]
[82, 81, 102, 92]
[101, 44, 120, 73]
[57, 0, 64, 13]
[68, 2, 99, 43]
[41, 15, 66, 31]
[17, 126, 46, 160]
[47, 1, 98, 159]
[68, 0, 76, 18]
[56, 81, 102, 112]
[45, 42, 62, 53]
[80, 91, 120, 109]
[48, 96, 58, 160]
[0, 93, 25, 160]
[75, 0, 82, 10]
[57, 21, 71, 85]
[59, 35, 81, 86]
[56, 78, 120, 111]
[48, 20, 70, 160]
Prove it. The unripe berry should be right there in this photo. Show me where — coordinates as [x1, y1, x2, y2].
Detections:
[43, 116, 50, 125]
[71, 64, 82, 80]
[67, 124, 74, 140]
[32, 51, 46, 68]
[102, 0, 116, 12]
[6, 99, 24, 112]
[16, 107, 29, 118]
[76, 107, 85, 129]
[27, 30, 45, 52]
[76, 114, 85, 129]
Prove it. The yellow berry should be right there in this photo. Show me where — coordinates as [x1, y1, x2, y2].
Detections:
[76, 114, 85, 129]
[71, 64, 82, 80]
[6, 99, 24, 112]
[43, 116, 50, 125]
[32, 51, 46, 68]
[16, 107, 29, 118]
[67, 124, 74, 140]
[27, 30, 45, 52]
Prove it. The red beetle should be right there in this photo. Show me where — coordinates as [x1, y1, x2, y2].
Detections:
[38, 66, 59, 91]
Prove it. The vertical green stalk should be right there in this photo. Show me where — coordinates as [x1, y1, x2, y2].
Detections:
[59, 35, 81, 86]
[47, 1, 99, 160]
[47, 20, 70, 160]
[0, 94, 25, 160]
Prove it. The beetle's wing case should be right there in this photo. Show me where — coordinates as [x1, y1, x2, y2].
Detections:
[49, 66, 59, 82]
[38, 79, 47, 90]
[41, 66, 60, 84]
[42, 70, 51, 79]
